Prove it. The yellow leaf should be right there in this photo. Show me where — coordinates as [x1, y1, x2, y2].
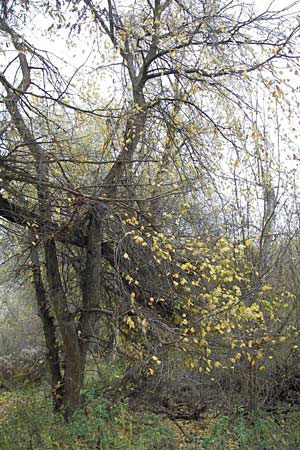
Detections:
[133, 235, 144, 244]
[257, 350, 263, 360]
[141, 318, 148, 330]
[151, 355, 161, 365]
[125, 316, 135, 330]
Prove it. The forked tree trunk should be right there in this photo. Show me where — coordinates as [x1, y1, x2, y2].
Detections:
[30, 211, 103, 420]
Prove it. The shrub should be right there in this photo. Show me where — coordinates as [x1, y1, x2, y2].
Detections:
[0, 347, 46, 387]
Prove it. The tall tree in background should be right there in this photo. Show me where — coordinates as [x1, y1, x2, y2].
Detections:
[0, 0, 299, 418]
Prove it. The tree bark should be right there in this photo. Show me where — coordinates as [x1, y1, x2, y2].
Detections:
[30, 244, 64, 410]
[44, 239, 82, 419]
[79, 208, 103, 384]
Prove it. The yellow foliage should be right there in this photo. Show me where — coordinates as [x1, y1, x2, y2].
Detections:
[125, 316, 135, 330]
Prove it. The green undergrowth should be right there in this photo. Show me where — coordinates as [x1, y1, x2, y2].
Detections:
[192, 410, 300, 450]
[2, 384, 300, 450]
[0, 385, 175, 450]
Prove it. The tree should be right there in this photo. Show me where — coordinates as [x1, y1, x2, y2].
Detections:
[0, 0, 299, 418]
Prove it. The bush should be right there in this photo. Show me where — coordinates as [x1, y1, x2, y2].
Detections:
[0, 347, 46, 387]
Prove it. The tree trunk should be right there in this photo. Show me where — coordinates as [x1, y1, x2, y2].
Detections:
[44, 239, 83, 420]
[30, 244, 64, 410]
[79, 209, 103, 384]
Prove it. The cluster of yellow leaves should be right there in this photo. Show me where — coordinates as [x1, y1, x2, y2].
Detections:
[119, 218, 298, 375]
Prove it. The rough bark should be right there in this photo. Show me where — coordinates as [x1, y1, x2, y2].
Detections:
[44, 239, 82, 419]
[79, 209, 103, 383]
[30, 244, 64, 410]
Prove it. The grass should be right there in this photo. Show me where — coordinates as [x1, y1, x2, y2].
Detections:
[193, 410, 300, 450]
[1, 384, 300, 450]
[0, 385, 175, 450]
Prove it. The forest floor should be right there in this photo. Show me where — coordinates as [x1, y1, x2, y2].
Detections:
[1, 386, 300, 449]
